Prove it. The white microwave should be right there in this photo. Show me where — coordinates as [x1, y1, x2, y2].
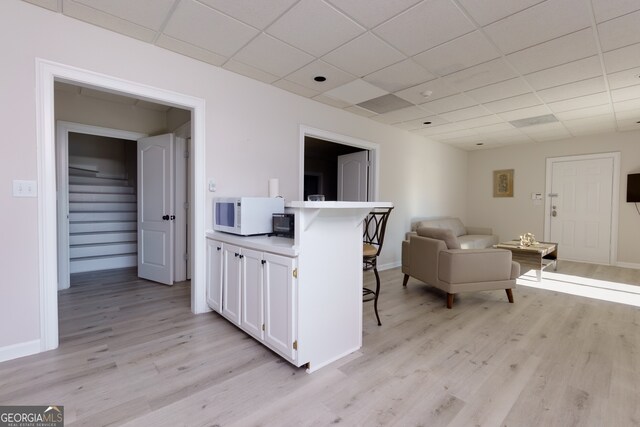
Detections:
[213, 197, 284, 236]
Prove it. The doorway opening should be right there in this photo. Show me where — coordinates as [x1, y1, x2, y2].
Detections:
[299, 126, 379, 202]
[36, 59, 207, 354]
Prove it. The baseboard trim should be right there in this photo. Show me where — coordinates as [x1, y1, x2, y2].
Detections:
[378, 261, 401, 272]
[616, 261, 640, 270]
[0, 339, 41, 363]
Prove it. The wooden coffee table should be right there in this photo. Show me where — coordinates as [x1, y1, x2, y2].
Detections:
[494, 241, 558, 281]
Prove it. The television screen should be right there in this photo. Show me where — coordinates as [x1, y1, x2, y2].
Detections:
[628, 173, 640, 202]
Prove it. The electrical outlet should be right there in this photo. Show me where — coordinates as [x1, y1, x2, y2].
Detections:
[13, 180, 37, 197]
[208, 179, 216, 192]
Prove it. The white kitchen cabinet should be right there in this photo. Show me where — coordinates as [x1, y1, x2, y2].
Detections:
[206, 200, 393, 372]
[205, 239, 223, 312]
[241, 247, 264, 341]
[222, 243, 242, 326]
[263, 252, 296, 360]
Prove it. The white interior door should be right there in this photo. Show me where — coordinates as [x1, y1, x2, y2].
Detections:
[138, 134, 174, 285]
[548, 157, 614, 264]
[338, 150, 368, 201]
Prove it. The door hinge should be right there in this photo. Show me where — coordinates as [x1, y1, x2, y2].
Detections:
[293, 268, 298, 278]
[293, 340, 298, 350]
[184, 150, 189, 158]
[261, 259, 266, 265]
[262, 324, 265, 331]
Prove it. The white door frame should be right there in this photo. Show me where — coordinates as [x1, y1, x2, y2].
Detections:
[56, 121, 147, 290]
[544, 152, 620, 265]
[36, 59, 208, 353]
[299, 125, 379, 202]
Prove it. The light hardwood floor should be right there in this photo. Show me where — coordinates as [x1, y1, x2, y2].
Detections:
[1, 262, 639, 426]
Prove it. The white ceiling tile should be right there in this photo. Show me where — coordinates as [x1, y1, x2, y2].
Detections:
[454, 115, 505, 129]
[563, 114, 616, 135]
[372, 106, 430, 124]
[313, 95, 352, 109]
[483, 0, 591, 54]
[24, 0, 60, 12]
[506, 28, 598, 75]
[62, 0, 159, 42]
[363, 59, 436, 92]
[465, 78, 532, 103]
[395, 115, 450, 130]
[163, 0, 258, 57]
[413, 122, 463, 136]
[324, 79, 388, 104]
[528, 130, 572, 142]
[272, 79, 320, 98]
[155, 34, 227, 66]
[478, 128, 532, 142]
[232, 33, 314, 78]
[546, 93, 610, 113]
[322, 33, 405, 77]
[325, 0, 422, 29]
[267, 0, 364, 57]
[373, 0, 474, 56]
[198, 0, 298, 29]
[603, 43, 640, 73]
[498, 105, 552, 121]
[413, 31, 500, 77]
[419, 93, 479, 114]
[617, 118, 640, 131]
[611, 84, 640, 102]
[344, 105, 378, 117]
[483, 93, 541, 113]
[592, 0, 640, 23]
[597, 10, 640, 52]
[519, 121, 566, 134]
[608, 67, 640, 89]
[395, 79, 459, 105]
[431, 130, 479, 141]
[222, 59, 280, 84]
[68, 0, 175, 31]
[536, 77, 607, 103]
[284, 60, 356, 92]
[443, 58, 518, 92]
[554, 104, 614, 121]
[524, 56, 603, 90]
[614, 98, 640, 112]
[439, 105, 492, 122]
[615, 108, 640, 120]
[457, 0, 544, 26]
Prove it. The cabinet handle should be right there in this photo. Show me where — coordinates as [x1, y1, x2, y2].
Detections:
[216, 247, 221, 251]
[239, 254, 244, 259]
[261, 260, 266, 265]
[234, 253, 239, 257]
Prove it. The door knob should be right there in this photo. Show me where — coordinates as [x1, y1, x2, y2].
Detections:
[170, 215, 176, 220]
[552, 210, 557, 217]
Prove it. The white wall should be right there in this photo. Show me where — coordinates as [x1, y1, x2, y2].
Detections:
[0, 1, 467, 351]
[466, 130, 640, 266]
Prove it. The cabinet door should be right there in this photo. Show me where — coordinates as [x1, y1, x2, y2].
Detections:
[206, 240, 223, 312]
[263, 253, 296, 360]
[241, 248, 264, 340]
[222, 244, 242, 326]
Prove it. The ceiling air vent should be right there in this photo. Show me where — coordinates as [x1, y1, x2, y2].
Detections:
[357, 94, 413, 114]
[509, 114, 558, 128]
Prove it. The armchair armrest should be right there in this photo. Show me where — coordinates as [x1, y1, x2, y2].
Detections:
[438, 248, 512, 284]
[465, 226, 493, 235]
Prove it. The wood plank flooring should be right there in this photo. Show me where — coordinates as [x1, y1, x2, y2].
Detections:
[0, 262, 639, 426]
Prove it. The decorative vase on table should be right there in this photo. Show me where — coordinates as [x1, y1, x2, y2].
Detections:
[519, 232, 538, 247]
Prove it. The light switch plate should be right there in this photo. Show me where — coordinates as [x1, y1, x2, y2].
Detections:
[208, 179, 216, 192]
[13, 180, 37, 197]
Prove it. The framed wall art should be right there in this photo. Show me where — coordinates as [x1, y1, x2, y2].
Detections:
[493, 169, 514, 197]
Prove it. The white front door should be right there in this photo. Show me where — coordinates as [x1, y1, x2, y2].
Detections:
[138, 134, 174, 285]
[338, 150, 369, 201]
[548, 156, 614, 264]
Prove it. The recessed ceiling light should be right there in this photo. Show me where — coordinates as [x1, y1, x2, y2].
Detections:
[314, 76, 326, 82]
[476, 143, 484, 146]
[636, 120, 640, 124]
[421, 90, 433, 98]
[423, 121, 432, 125]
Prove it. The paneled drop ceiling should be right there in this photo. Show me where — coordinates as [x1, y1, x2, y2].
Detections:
[24, 0, 640, 150]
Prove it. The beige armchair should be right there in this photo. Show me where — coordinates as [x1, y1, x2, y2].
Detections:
[402, 227, 520, 308]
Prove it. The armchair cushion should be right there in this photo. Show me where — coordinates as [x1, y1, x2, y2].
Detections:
[414, 217, 466, 237]
[417, 226, 461, 249]
[438, 248, 512, 284]
[458, 234, 499, 249]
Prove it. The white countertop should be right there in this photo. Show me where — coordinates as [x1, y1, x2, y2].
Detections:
[206, 230, 297, 257]
[285, 201, 393, 209]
